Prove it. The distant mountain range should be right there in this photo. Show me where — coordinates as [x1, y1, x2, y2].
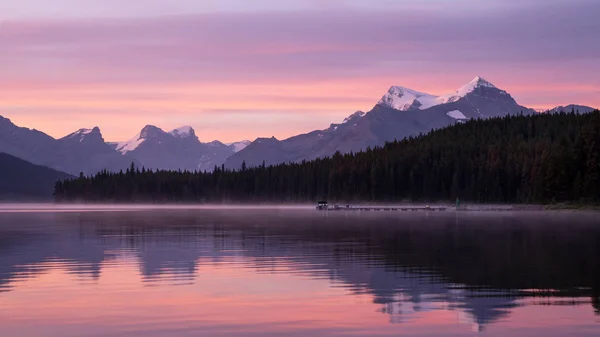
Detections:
[0, 76, 596, 176]
[0, 152, 73, 200]
[0, 117, 138, 176]
[0, 116, 249, 176]
[107, 125, 249, 172]
[547, 105, 595, 114]
[224, 77, 596, 169]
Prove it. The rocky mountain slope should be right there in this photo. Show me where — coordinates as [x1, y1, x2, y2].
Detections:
[224, 76, 539, 169]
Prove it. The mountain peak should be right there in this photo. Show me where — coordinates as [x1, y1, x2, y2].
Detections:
[378, 87, 436, 111]
[378, 76, 503, 111]
[255, 136, 279, 144]
[65, 127, 103, 143]
[460, 76, 497, 92]
[208, 140, 225, 146]
[72, 127, 100, 135]
[169, 126, 195, 138]
[140, 125, 166, 139]
[473, 75, 493, 84]
[141, 125, 161, 132]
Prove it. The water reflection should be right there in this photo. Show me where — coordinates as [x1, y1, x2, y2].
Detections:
[0, 209, 599, 336]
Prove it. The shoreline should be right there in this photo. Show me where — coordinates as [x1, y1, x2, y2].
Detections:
[0, 202, 598, 213]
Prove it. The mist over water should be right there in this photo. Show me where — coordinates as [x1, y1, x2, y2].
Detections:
[0, 203, 315, 211]
[0, 206, 599, 336]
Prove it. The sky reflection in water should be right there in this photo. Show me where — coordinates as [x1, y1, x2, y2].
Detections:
[0, 208, 599, 336]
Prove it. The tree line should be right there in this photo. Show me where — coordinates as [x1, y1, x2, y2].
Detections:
[54, 111, 600, 204]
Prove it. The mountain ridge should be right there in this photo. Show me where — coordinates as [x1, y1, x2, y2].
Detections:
[224, 76, 555, 169]
[2, 76, 597, 174]
[378, 76, 500, 111]
[0, 116, 137, 175]
[111, 125, 238, 172]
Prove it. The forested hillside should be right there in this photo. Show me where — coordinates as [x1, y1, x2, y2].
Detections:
[0, 153, 73, 200]
[54, 111, 600, 204]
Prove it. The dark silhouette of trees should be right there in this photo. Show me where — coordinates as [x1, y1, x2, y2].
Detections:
[54, 111, 600, 204]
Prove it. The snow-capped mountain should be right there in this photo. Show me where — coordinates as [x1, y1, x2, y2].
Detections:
[0, 116, 136, 175]
[227, 140, 251, 153]
[169, 126, 194, 138]
[66, 128, 97, 142]
[3, 76, 597, 176]
[52, 127, 139, 175]
[224, 76, 537, 169]
[378, 76, 499, 111]
[113, 125, 236, 172]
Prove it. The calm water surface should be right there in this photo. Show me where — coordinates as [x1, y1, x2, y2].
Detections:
[0, 207, 599, 336]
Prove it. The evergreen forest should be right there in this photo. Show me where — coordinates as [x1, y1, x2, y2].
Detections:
[54, 111, 600, 205]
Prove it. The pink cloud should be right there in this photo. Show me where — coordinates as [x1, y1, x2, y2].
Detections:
[0, 2, 598, 142]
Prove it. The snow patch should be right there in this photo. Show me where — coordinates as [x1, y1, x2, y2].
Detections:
[169, 126, 194, 138]
[446, 110, 467, 120]
[67, 128, 98, 143]
[379, 76, 499, 111]
[116, 133, 146, 154]
[378, 87, 438, 111]
[76, 128, 93, 135]
[227, 140, 251, 152]
[67, 128, 93, 139]
[452, 76, 496, 98]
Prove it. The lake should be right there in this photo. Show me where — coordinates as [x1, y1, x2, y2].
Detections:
[0, 206, 599, 336]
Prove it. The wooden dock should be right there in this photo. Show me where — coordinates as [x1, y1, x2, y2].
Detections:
[316, 202, 533, 212]
[320, 205, 533, 212]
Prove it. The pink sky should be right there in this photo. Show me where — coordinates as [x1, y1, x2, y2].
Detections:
[0, 0, 598, 142]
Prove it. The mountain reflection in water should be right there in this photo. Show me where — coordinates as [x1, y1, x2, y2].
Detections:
[0, 209, 598, 336]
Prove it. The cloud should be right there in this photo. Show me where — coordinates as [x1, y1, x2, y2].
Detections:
[0, 0, 515, 19]
[0, 0, 598, 141]
[1, 1, 598, 85]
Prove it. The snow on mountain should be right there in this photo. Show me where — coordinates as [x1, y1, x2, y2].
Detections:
[116, 133, 145, 155]
[447, 110, 467, 120]
[169, 126, 194, 138]
[66, 127, 101, 143]
[225, 76, 538, 170]
[453, 76, 497, 96]
[111, 125, 236, 172]
[378, 87, 438, 111]
[70, 128, 94, 136]
[378, 76, 501, 111]
[116, 125, 183, 155]
[227, 140, 251, 153]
